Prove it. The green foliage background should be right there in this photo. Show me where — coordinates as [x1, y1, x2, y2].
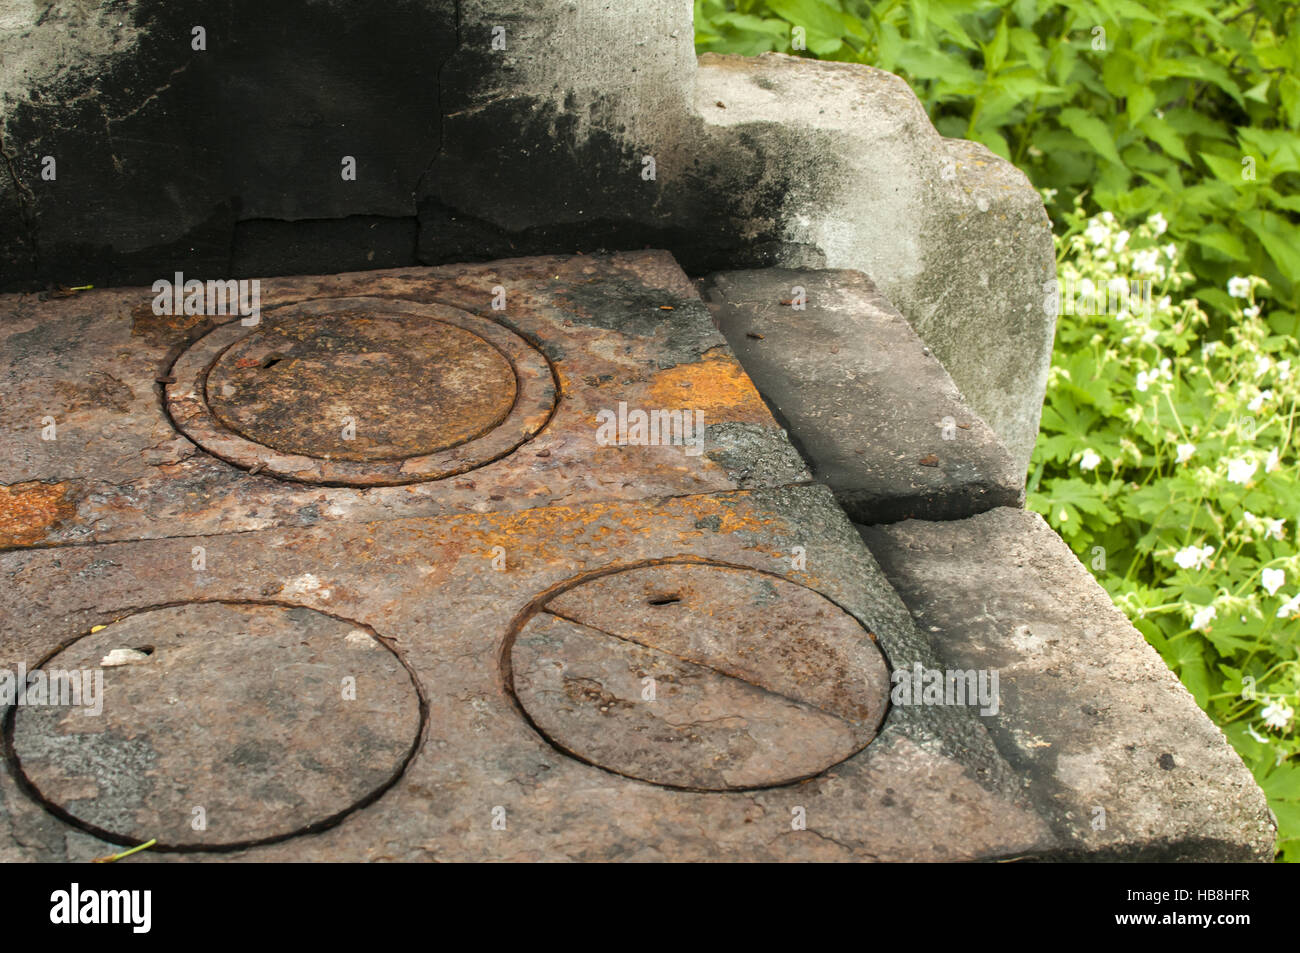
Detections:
[695, 0, 1300, 860]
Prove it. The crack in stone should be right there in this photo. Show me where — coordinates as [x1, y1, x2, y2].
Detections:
[538, 606, 863, 729]
[0, 125, 39, 278]
[771, 827, 878, 859]
[414, 0, 460, 205]
[103, 62, 193, 129]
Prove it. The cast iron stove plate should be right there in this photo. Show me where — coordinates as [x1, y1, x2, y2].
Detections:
[167, 297, 556, 485]
[509, 562, 890, 790]
[5, 601, 422, 851]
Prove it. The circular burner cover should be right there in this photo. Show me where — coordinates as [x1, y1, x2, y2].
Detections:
[165, 297, 556, 485]
[508, 563, 890, 791]
[8, 602, 422, 850]
[208, 312, 517, 462]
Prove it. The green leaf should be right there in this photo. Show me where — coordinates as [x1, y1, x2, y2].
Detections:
[766, 0, 851, 41]
[1139, 115, 1192, 164]
[1262, 763, 1300, 801]
[1200, 150, 1251, 184]
[984, 14, 1008, 74]
[1059, 107, 1125, 166]
[1242, 209, 1300, 283]
[1244, 79, 1271, 104]
[1238, 126, 1300, 174]
[1040, 477, 1120, 524]
[1191, 226, 1250, 262]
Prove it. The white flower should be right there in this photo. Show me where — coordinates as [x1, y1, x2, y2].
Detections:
[1079, 448, 1102, 471]
[1176, 443, 1195, 463]
[1266, 447, 1280, 473]
[1157, 295, 1172, 310]
[1174, 545, 1214, 570]
[1084, 222, 1110, 247]
[1228, 276, 1251, 298]
[1133, 248, 1159, 272]
[1191, 605, 1216, 631]
[1278, 593, 1300, 619]
[1114, 229, 1130, 252]
[1244, 305, 1260, 319]
[1261, 702, 1294, 732]
[1163, 242, 1178, 261]
[1262, 568, 1285, 596]
[1227, 457, 1258, 485]
[1202, 341, 1219, 359]
[1135, 370, 1153, 392]
[1276, 360, 1291, 380]
[1255, 355, 1271, 378]
[1244, 511, 1285, 540]
[1247, 389, 1272, 412]
[1149, 211, 1168, 235]
[1101, 211, 1115, 224]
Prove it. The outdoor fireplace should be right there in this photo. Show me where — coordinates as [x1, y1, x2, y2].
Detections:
[0, 0, 1274, 864]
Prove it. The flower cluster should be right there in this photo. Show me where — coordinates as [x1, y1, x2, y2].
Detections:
[1030, 195, 1299, 795]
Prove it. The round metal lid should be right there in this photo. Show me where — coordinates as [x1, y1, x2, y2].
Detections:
[207, 312, 518, 462]
[7, 602, 423, 850]
[165, 297, 556, 485]
[508, 562, 891, 791]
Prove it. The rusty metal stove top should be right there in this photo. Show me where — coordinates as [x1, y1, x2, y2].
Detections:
[0, 253, 1048, 862]
[0, 251, 806, 546]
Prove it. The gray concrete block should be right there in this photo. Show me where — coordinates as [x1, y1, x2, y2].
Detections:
[860, 507, 1277, 861]
[699, 267, 1023, 524]
[693, 54, 1057, 476]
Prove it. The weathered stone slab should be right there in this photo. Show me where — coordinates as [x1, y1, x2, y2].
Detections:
[699, 267, 1023, 523]
[691, 54, 1057, 476]
[0, 252, 805, 548]
[860, 508, 1277, 861]
[0, 486, 1052, 862]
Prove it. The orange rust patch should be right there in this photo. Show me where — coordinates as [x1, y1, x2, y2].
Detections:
[130, 300, 211, 347]
[646, 354, 771, 422]
[0, 481, 74, 548]
[425, 492, 787, 567]
[551, 365, 572, 396]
